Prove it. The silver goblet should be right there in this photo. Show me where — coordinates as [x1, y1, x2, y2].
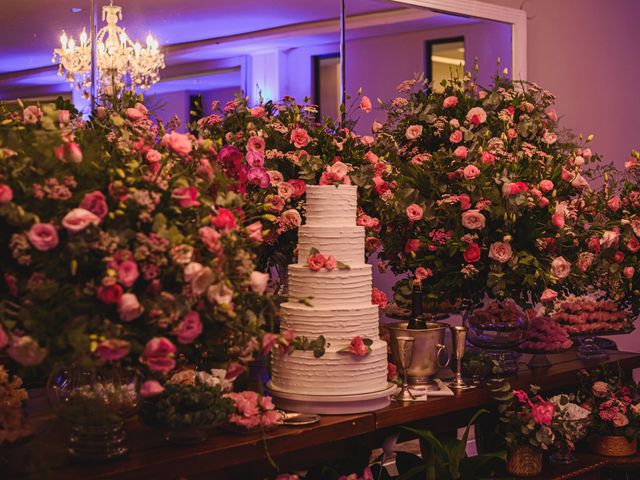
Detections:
[392, 336, 418, 401]
[448, 326, 475, 390]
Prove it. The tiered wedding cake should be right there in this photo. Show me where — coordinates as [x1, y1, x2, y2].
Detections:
[269, 185, 391, 413]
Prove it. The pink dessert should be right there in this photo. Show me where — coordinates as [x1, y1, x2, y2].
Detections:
[549, 295, 631, 335]
[520, 315, 573, 352]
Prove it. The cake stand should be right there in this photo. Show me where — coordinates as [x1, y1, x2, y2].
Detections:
[267, 382, 397, 415]
[570, 328, 633, 360]
[515, 346, 572, 368]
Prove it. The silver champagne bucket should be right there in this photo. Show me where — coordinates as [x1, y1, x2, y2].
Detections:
[387, 322, 449, 385]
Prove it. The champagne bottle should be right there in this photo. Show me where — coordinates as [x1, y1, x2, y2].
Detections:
[407, 280, 428, 329]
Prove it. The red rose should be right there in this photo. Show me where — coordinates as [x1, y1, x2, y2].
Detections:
[211, 208, 237, 231]
[287, 179, 306, 198]
[97, 284, 124, 304]
[405, 239, 421, 253]
[463, 243, 481, 263]
[458, 194, 471, 211]
[365, 237, 382, 252]
[588, 236, 601, 253]
[613, 251, 625, 263]
[387, 362, 397, 381]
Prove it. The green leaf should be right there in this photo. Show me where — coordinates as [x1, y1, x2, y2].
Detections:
[337, 261, 351, 270]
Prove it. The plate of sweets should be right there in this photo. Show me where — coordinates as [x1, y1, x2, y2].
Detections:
[518, 315, 573, 354]
[549, 294, 634, 337]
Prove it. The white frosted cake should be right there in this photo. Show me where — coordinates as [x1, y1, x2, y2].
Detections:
[270, 184, 388, 396]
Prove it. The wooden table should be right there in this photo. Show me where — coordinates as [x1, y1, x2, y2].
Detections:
[3, 350, 640, 480]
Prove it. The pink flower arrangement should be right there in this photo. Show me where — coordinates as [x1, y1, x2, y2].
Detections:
[225, 391, 280, 430]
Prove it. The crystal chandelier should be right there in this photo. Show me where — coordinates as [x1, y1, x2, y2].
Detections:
[53, 1, 165, 95]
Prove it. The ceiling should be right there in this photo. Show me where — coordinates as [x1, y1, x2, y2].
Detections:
[0, 0, 479, 98]
[0, 0, 399, 74]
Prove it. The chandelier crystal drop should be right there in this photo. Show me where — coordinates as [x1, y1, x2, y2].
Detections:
[52, 1, 165, 95]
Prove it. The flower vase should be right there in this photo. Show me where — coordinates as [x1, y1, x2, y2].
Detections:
[590, 435, 637, 457]
[506, 445, 543, 477]
[47, 364, 138, 460]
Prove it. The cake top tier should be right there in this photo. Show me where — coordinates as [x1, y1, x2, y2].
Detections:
[305, 184, 357, 226]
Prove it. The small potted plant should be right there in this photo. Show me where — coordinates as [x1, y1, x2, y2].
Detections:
[491, 383, 555, 477]
[579, 379, 640, 456]
[548, 394, 591, 464]
[139, 369, 234, 444]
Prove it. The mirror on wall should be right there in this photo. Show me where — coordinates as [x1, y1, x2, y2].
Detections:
[0, 0, 515, 128]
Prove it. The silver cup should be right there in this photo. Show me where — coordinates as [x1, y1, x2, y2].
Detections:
[392, 336, 417, 401]
[448, 325, 474, 390]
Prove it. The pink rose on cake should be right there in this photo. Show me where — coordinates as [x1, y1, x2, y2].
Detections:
[339, 336, 373, 357]
[371, 287, 388, 308]
[307, 253, 326, 271]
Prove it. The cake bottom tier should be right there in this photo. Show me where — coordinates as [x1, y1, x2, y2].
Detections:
[270, 340, 388, 396]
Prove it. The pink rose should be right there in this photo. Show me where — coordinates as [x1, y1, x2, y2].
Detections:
[281, 209, 302, 227]
[323, 255, 337, 271]
[613, 250, 625, 263]
[461, 210, 486, 230]
[387, 362, 398, 381]
[140, 380, 165, 398]
[162, 131, 192, 156]
[449, 130, 463, 143]
[532, 401, 555, 426]
[546, 109, 558, 122]
[290, 127, 311, 148]
[146, 149, 161, 164]
[174, 311, 203, 344]
[96, 339, 130, 361]
[287, 179, 306, 198]
[624, 266, 635, 278]
[627, 237, 640, 253]
[541, 288, 558, 302]
[61, 208, 100, 233]
[199, 226, 222, 252]
[23, 105, 43, 124]
[466, 107, 487, 126]
[27, 223, 59, 251]
[365, 237, 382, 252]
[613, 413, 629, 428]
[250, 271, 270, 295]
[552, 212, 565, 229]
[79, 191, 108, 221]
[364, 151, 379, 164]
[601, 229, 620, 249]
[415, 267, 432, 282]
[191, 266, 214, 296]
[503, 181, 528, 196]
[488, 242, 513, 263]
[551, 256, 571, 279]
[454, 146, 468, 159]
[348, 336, 369, 356]
[371, 287, 388, 308]
[0, 184, 13, 203]
[571, 173, 590, 190]
[246, 221, 264, 243]
[211, 208, 237, 231]
[142, 337, 177, 373]
[588, 236, 601, 253]
[184, 262, 204, 283]
[405, 238, 421, 253]
[463, 164, 480, 180]
[126, 107, 145, 121]
[539, 180, 554, 193]
[118, 293, 144, 322]
[172, 186, 200, 208]
[307, 253, 326, 271]
[405, 125, 423, 140]
[0, 325, 9, 350]
[480, 151, 495, 164]
[542, 131, 558, 144]
[592, 381, 609, 397]
[54, 142, 83, 163]
[607, 196, 622, 212]
[443, 96, 458, 108]
[360, 96, 372, 113]
[7, 335, 47, 366]
[97, 284, 123, 304]
[406, 203, 423, 221]
[117, 260, 139, 287]
[458, 194, 471, 211]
